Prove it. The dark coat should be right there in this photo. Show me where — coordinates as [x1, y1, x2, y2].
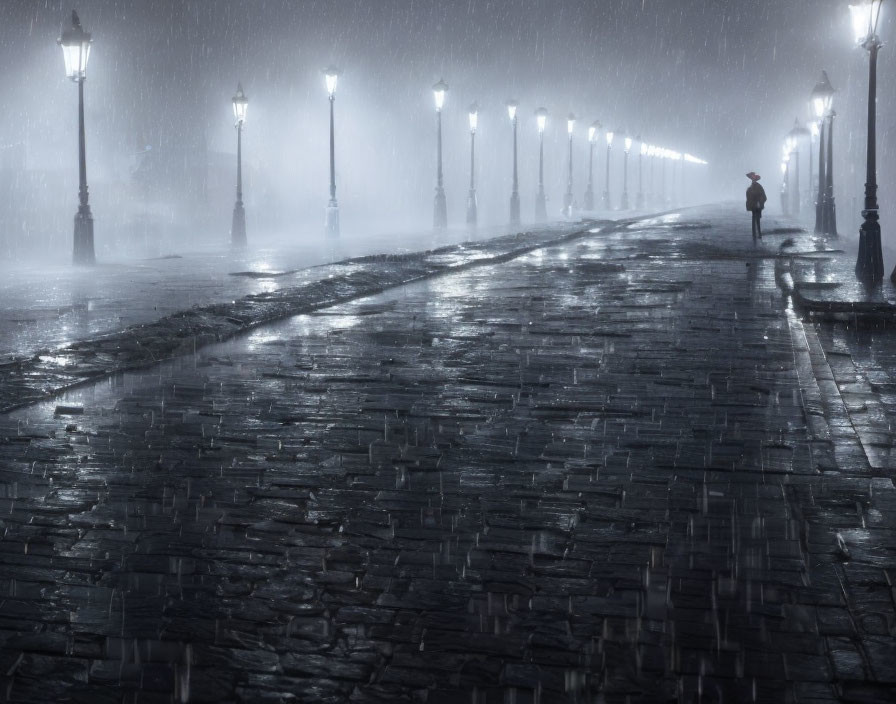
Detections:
[746, 182, 767, 211]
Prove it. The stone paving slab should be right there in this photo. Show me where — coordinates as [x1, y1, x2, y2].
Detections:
[0, 207, 892, 702]
[0, 223, 594, 416]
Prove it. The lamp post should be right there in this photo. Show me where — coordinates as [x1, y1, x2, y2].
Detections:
[849, 1, 885, 283]
[809, 120, 819, 212]
[811, 76, 831, 233]
[507, 100, 520, 225]
[535, 108, 548, 220]
[466, 102, 478, 227]
[657, 148, 664, 205]
[603, 130, 614, 210]
[432, 79, 448, 229]
[647, 145, 656, 206]
[621, 133, 632, 210]
[636, 138, 645, 209]
[787, 118, 810, 217]
[781, 152, 791, 216]
[229, 84, 249, 248]
[58, 11, 94, 265]
[585, 121, 599, 211]
[324, 67, 340, 237]
[564, 113, 575, 217]
[812, 72, 837, 235]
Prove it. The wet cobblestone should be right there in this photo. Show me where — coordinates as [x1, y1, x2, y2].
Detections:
[0, 208, 893, 702]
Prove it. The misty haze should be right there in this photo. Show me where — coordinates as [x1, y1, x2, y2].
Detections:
[0, 1, 894, 702]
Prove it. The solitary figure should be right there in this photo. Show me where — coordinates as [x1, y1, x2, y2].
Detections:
[746, 172, 767, 239]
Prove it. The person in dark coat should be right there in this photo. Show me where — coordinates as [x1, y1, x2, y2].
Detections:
[746, 172, 767, 238]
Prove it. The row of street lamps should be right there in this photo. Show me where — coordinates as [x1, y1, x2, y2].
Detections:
[57, 10, 706, 265]
[783, 2, 884, 284]
[430, 80, 707, 230]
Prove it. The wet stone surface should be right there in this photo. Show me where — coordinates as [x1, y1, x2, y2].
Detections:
[0, 207, 894, 702]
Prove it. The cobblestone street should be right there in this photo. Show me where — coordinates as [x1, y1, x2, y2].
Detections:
[0, 209, 894, 703]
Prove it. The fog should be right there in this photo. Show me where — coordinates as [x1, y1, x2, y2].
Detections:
[0, 0, 892, 263]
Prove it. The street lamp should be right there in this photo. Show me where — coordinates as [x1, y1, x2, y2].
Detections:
[808, 120, 819, 212]
[637, 139, 646, 209]
[787, 118, 810, 217]
[564, 113, 575, 216]
[585, 120, 599, 211]
[603, 130, 614, 210]
[324, 66, 340, 237]
[621, 133, 632, 210]
[849, 0, 885, 283]
[811, 71, 836, 235]
[432, 79, 448, 229]
[535, 107, 548, 220]
[646, 144, 656, 207]
[781, 149, 791, 216]
[230, 83, 248, 248]
[58, 10, 94, 265]
[507, 100, 520, 225]
[466, 102, 478, 227]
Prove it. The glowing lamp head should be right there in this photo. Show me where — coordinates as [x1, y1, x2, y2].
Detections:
[432, 79, 448, 111]
[647, 145, 656, 157]
[506, 100, 518, 121]
[640, 141, 648, 155]
[588, 120, 600, 143]
[781, 162, 787, 175]
[535, 107, 548, 133]
[567, 113, 576, 135]
[810, 121, 820, 137]
[468, 102, 479, 133]
[232, 83, 248, 125]
[850, 0, 883, 45]
[811, 71, 835, 118]
[58, 10, 91, 81]
[624, 136, 633, 152]
[605, 131, 614, 146]
[324, 67, 339, 97]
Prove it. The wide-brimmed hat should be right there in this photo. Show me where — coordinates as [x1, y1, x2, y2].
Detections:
[746, 172, 761, 181]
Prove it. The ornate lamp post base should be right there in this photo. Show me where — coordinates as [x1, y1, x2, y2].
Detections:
[602, 192, 611, 210]
[584, 188, 594, 211]
[325, 201, 340, 237]
[466, 190, 477, 227]
[434, 188, 447, 229]
[231, 201, 247, 249]
[73, 206, 95, 265]
[856, 211, 883, 284]
[535, 191, 547, 220]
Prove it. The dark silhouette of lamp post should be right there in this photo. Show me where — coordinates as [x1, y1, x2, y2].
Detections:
[636, 137, 645, 209]
[621, 133, 632, 210]
[535, 108, 548, 220]
[563, 113, 575, 217]
[811, 72, 837, 235]
[432, 79, 448, 229]
[466, 103, 478, 227]
[584, 121, 599, 211]
[58, 11, 95, 265]
[602, 130, 614, 210]
[507, 100, 520, 226]
[850, 1, 885, 283]
[229, 84, 248, 249]
[324, 67, 340, 237]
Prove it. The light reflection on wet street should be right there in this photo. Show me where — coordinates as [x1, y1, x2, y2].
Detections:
[0, 208, 894, 702]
